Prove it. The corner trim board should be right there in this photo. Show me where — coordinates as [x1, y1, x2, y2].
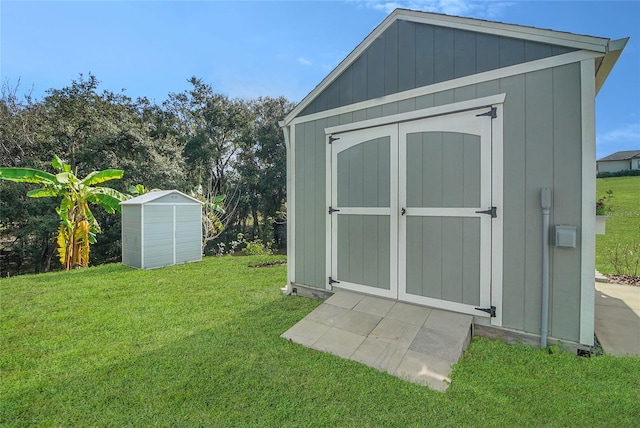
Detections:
[285, 124, 295, 291]
[579, 59, 596, 346]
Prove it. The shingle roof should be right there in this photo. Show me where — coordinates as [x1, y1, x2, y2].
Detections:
[597, 150, 640, 162]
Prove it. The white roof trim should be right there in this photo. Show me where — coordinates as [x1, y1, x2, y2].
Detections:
[396, 9, 609, 51]
[283, 8, 613, 126]
[120, 189, 203, 205]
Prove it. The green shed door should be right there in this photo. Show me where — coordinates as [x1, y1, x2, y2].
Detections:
[329, 124, 398, 299]
[398, 109, 493, 316]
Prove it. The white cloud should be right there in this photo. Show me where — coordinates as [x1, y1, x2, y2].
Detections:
[596, 122, 640, 159]
[359, 0, 514, 20]
[598, 122, 640, 145]
[298, 57, 312, 66]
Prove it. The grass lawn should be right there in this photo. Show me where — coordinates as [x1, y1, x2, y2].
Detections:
[1, 256, 639, 426]
[596, 176, 640, 275]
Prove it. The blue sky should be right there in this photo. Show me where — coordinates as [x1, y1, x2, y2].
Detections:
[1, 1, 638, 159]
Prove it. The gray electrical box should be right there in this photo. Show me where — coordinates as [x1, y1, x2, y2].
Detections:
[555, 225, 577, 248]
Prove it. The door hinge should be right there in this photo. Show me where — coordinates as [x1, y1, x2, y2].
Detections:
[329, 276, 340, 285]
[475, 306, 496, 317]
[329, 135, 340, 144]
[475, 207, 497, 218]
[328, 206, 340, 214]
[476, 107, 497, 119]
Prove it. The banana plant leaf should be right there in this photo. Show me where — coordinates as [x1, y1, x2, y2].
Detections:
[0, 168, 57, 185]
[87, 188, 130, 213]
[51, 155, 70, 172]
[55, 172, 74, 184]
[27, 187, 61, 198]
[81, 170, 125, 187]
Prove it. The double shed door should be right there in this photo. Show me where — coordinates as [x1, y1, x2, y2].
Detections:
[329, 108, 493, 317]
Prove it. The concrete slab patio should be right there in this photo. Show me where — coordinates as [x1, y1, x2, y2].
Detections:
[281, 290, 472, 391]
[595, 282, 640, 356]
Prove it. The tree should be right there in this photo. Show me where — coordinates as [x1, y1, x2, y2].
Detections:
[165, 77, 253, 194]
[41, 75, 186, 190]
[0, 155, 129, 269]
[190, 187, 234, 253]
[236, 96, 293, 247]
[0, 74, 188, 274]
[0, 80, 60, 274]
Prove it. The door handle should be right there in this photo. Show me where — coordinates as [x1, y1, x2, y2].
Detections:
[401, 207, 406, 216]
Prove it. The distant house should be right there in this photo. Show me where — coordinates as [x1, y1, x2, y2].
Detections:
[597, 150, 640, 173]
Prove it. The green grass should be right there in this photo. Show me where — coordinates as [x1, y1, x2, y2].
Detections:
[2, 256, 639, 426]
[596, 176, 640, 274]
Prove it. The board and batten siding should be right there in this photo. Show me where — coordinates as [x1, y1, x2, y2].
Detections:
[175, 205, 202, 264]
[299, 20, 575, 117]
[293, 62, 585, 343]
[144, 205, 175, 269]
[121, 205, 142, 268]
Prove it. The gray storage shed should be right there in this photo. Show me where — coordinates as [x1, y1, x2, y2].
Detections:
[120, 190, 203, 269]
[280, 9, 627, 348]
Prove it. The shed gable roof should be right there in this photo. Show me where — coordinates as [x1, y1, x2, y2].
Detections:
[120, 190, 202, 205]
[597, 150, 640, 162]
[284, 8, 625, 124]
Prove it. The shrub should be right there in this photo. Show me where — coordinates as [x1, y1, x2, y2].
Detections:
[597, 169, 640, 178]
[607, 241, 640, 277]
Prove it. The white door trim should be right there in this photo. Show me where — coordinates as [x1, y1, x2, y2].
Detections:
[327, 124, 398, 298]
[491, 104, 504, 327]
[325, 94, 506, 136]
[397, 108, 493, 319]
[325, 99, 504, 325]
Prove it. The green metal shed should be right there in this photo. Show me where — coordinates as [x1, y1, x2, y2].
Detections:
[120, 190, 203, 270]
[280, 9, 628, 349]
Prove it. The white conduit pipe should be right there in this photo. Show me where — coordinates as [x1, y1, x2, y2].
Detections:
[540, 188, 552, 348]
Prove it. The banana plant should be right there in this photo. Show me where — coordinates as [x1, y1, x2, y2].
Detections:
[0, 155, 130, 270]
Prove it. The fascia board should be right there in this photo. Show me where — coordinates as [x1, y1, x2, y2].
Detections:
[120, 189, 203, 205]
[396, 9, 610, 52]
[596, 38, 630, 95]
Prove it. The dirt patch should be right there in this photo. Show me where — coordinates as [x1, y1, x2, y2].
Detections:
[248, 260, 287, 268]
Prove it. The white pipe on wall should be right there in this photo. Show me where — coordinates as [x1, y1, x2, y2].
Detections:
[540, 188, 552, 348]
